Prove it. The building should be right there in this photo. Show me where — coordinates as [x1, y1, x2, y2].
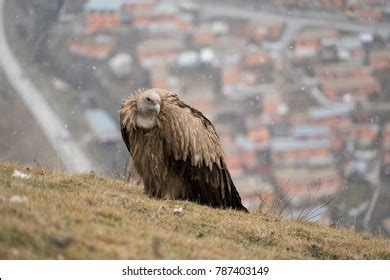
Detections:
[292, 125, 331, 141]
[274, 167, 342, 205]
[136, 38, 185, 68]
[320, 75, 381, 101]
[121, 0, 158, 13]
[309, 104, 351, 131]
[130, 2, 193, 33]
[348, 123, 379, 147]
[149, 65, 181, 92]
[210, 35, 247, 66]
[224, 149, 249, 177]
[261, 91, 288, 122]
[219, 46, 273, 99]
[192, 21, 229, 46]
[270, 138, 333, 167]
[345, 2, 383, 20]
[84, 0, 123, 33]
[246, 119, 269, 151]
[84, 0, 163, 32]
[244, 19, 285, 43]
[335, 36, 364, 62]
[370, 50, 390, 71]
[293, 28, 338, 58]
[243, 48, 272, 67]
[221, 65, 256, 98]
[320, 0, 346, 9]
[181, 86, 215, 113]
[315, 62, 370, 80]
[68, 35, 117, 60]
[274, 0, 346, 9]
[224, 138, 257, 177]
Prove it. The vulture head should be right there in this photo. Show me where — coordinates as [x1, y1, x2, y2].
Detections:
[136, 89, 161, 129]
[138, 89, 161, 116]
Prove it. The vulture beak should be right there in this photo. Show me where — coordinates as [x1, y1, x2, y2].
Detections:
[154, 103, 161, 114]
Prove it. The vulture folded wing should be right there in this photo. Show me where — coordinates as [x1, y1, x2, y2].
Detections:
[119, 96, 138, 155]
[120, 121, 131, 154]
[158, 94, 223, 169]
[159, 94, 247, 211]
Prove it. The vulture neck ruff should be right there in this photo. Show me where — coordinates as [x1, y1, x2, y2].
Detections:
[136, 115, 157, 130]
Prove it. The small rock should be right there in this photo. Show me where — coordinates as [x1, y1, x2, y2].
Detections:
[12, 170, 31, 179]
[50, 236, 75, 248]
[9, 195, 28, 204]
[173, 206, 184, 215]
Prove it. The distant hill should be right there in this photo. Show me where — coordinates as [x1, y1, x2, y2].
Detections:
[0, 162, 389, 259]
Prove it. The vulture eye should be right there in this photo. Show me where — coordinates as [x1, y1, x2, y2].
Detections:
[146, 97, 152, 102]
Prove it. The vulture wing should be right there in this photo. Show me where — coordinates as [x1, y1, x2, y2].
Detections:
[119, 95, 138, 155]
[158, 93, 248, 211]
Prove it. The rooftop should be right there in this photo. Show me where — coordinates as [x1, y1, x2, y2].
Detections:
[137, 38, 185, 53]
[271, 138, 331, 152]
[336, 36, 362, 50]
[274, 166, 340, 181]
[309, 104, 352, 119]
[85, 0, 156, 11]
[295, 28, 338, 41]
[85, 0, 124, 12]
[321, 76, 379, 90]
[132, 2, 179, 16]
[315, 62, 369, 75]
[292, 125, 331, 138]
[371, 49, 390, 59]
[247, 18, 284, 28]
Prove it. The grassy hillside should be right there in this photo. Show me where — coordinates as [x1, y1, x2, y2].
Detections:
[0, 162, 389, 259]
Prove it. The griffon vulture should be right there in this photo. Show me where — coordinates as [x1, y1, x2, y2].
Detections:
[120, 88, 248, 212]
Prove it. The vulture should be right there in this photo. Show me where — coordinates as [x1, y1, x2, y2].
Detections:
[120, 88, 248, 212]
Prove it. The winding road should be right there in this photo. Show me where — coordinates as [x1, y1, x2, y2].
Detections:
[202, 3, 390, 50]
[0, 0, 93, 172]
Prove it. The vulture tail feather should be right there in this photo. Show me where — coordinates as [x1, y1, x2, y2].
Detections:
[221, 164, 248, 212]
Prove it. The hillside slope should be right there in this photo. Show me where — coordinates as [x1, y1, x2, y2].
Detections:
[0, 162, 389, 259]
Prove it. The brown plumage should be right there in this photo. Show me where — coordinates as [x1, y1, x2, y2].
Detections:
[120, 88, 248, 212]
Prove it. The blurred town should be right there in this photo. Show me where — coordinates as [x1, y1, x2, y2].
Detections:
[0, 0, 389, 236]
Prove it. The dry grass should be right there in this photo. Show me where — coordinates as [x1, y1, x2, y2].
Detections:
[0, 162, 389, 260]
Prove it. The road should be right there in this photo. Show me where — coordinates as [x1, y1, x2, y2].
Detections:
[363, 156, 381, 231]
[0, 0, 93, 173]
[201, 3, 390, 50]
